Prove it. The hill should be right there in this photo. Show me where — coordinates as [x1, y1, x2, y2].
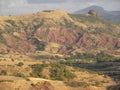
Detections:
[74, 5, 120, 23]
[0, 10, 120, 56]
[0, 10, 120, 90]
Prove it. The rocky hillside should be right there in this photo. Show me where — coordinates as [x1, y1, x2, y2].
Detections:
[0, 10, 120, 55]
[74, 5, 120, 23]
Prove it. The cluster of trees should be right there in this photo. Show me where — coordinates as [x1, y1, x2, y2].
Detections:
[32, 38, 47, 51]
[33, 55, 61, 60]
[65, 51, 115, 62]
[30, 63, 76, 81]
[33, 51, 116, 62]
[50, 63, 76, 81]
[95, 51, 114, 62]
[65, 81, 89, 87]
[65, 52, 95, 60]
[30, 64, 48, 77]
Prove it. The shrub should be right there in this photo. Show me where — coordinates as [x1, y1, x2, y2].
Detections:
[30, 64, 48, 77]
[33, 55, 61, 60]
[0, 70, 7, 75]
[50, 63, 76, 81]
[65, 81, 89, 87]
[93, 81, 102, 86]
[96, 51, 114, 61]
[65, 52, 95, 60]
[5, 20, 16, 27]
[24, 77, 30, 81]
[16, 62, 24, 67]
[11, 58, 14, 62]
[16, 73, 25, 77]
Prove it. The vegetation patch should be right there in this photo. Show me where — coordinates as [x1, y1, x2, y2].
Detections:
[0, 70, 7, 75]
[50, 63, 76, 81]
[30, 64, 48, 77]
[30, 63, 76, 81]
[33, 55, 61, 60]
[65, 81, 89, 87]
[65, 51, 116, 62]
[16, 62, 24, 67]
[0, 80, 14, 83]
[15, 73, 25, 77]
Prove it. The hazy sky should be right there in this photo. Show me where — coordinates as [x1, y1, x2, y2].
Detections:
[0, 0, 120, 15]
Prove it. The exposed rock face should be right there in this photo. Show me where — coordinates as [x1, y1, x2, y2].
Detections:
[88, 10, 100, 18]
[0, 10, 120, 54]
[98, 34, 118, 49]
[35, 28, 76, 45]
[1, 30, 35, 54]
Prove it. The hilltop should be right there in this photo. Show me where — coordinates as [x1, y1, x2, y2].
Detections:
[74, 5, 120, 23]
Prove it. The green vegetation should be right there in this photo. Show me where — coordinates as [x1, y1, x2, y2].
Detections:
[0, 51, 7, 55]
[16, 62, 24, 67]
[65, 52, 95, 60]
[65, 51, 116, 62]
[30, 63, 76, 81]
[34, 40, 47, 51]
[5, 20, 16, 27]
[96, 51, 114, 61]
[36, 41, 46, 51]
[30, 64, 48, 77]
[107, 84, 120, 90]
[33, 55, 61, 60]
[65, 81, 89, 87]
[50, 63, 76, 81]
[0, 31, 8, 46]
[16, 73, 25, 77]
[0, 70, 7, 75]
[61, 57, 120, 82]
[0, 80, 14, 83]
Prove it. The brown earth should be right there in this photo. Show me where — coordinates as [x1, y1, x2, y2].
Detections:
[0, 10, 120, 55]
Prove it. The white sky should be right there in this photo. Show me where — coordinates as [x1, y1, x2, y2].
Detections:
[0, 0, 120, 15]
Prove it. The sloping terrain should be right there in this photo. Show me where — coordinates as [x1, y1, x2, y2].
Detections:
[0, 10, 120, 90]
[0, 76, 116, 90]
[0, 54, 116, 90]
[74, 5, 120, 23]
[0, 10, 120, 55]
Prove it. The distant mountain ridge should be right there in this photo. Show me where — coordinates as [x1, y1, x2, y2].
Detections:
[74, 5, 120, 23]
[75, 5, 105, 14]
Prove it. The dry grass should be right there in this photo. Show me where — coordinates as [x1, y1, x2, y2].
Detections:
[0, 54, 116, 90]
